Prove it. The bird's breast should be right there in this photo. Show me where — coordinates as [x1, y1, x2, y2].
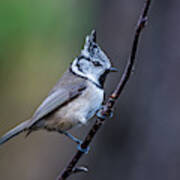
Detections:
[80, 81, 104, 121]
[54, 81, 103, 127]
[44, 81, 104, 131]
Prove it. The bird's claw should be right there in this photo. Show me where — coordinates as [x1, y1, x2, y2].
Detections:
[77, 142, 90, 154]
[96, 106, 114, 119]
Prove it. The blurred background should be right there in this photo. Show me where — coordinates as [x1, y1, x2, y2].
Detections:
[0, 0, 180, 179]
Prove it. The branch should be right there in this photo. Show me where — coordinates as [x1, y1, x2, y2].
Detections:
[57, 0, 152, 179]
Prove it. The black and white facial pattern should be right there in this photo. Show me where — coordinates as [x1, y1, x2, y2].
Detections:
[71, 31, 112, 88]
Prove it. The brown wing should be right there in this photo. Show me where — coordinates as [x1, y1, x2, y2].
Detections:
[28, 70, 87, 127]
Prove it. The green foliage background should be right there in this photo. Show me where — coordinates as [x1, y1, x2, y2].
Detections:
[0, 0, 95, 132]
[0, 2, 96, 179]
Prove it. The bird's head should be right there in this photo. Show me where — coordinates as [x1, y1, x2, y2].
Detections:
[71, 30, 117, 88]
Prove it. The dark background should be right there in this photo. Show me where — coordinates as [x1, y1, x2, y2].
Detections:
[0, 0, 180, 180]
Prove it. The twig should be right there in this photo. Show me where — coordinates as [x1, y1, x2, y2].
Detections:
[72, 165, 88, 174]
[57, 0, 152, 179]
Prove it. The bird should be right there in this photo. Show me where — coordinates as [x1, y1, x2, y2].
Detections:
[0, 30, 117, 152]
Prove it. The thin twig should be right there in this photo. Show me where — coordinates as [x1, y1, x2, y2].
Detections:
[72, 166, 88, 174]
[57, 0, 152, 179]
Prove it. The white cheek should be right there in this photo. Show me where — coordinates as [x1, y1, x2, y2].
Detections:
[85, 74, 99, 85]
[72, 61, 101, 87]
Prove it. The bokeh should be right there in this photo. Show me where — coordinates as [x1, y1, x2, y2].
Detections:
[1, 0, 180, 180]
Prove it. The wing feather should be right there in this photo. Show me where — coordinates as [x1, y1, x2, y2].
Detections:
[28, 71, 86, 127]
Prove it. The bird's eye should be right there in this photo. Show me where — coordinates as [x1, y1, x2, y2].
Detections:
[93, 61, 102, 67]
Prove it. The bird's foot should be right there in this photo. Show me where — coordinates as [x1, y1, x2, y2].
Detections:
[58, 131, 90, 153]
[96, 105, 114, 119]
[77, 142, 90, 154]
[58, 130, 80, 144]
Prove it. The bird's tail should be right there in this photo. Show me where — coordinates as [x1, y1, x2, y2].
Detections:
[0, 120, 31, 146]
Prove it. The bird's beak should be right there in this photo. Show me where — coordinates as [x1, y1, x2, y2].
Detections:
[109, 67, 118, 72]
